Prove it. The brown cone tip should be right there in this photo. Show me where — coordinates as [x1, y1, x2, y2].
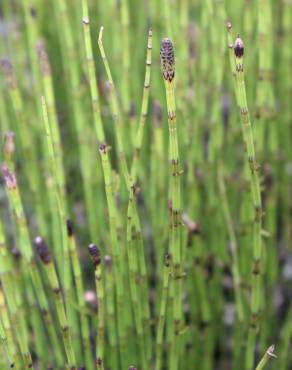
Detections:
[66, 219, 74, 237]
[160, 38, 175, 82]
[34, 236, 51, 264]
[88, 244, 101, 266]
[234, 36, 244, 58]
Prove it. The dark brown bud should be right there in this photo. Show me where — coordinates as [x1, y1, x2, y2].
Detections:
[234, 36, 244, 58]
[66, 219, 74, 237]
[160, 38, 175, 82]
[1, 165, 17, 189]
[88, 244, 101, 266]
[34, 236, 52, 264]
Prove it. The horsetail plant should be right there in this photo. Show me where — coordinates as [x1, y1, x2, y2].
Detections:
[1, 166, 34, 369]
[155, 252, 171, 370]
[160, 37, 183, 370]
[67, 220, 93, 370]
[1, 1, 291, 369]
[88, 244, 105, 370]
[34, 236, 76, 369]
[98, 142, 127, 368]
[1, 156, 64, 363]
[232, 35, 263, 370]
[98, 26, 130, 187]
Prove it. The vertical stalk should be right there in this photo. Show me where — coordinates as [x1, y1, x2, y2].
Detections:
[34, 236, 76, 369]
[98, 143, 127, 368]
[154, 253, 171, 370]
[67, 221, 93, 370]
[233, 36, 263, 370]
[160, 38, 183, 370]
[88, 244, 105, 370]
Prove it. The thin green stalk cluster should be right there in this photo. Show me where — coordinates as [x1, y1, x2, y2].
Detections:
[0, 1, 291, 369]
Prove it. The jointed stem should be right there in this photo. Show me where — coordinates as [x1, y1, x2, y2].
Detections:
[160, 38, 182, 370]
[155, 253, 171, 370]
[88, 245, 105, 370]
[233, 36, 263, 370]
[34, 237, 76, 368]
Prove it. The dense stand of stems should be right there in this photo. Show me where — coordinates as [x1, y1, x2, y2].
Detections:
[0, 1, 290, 369]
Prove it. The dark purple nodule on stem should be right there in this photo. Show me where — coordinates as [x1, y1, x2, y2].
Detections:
[99, 143, 107, 154]
[160, 37, 175, 82]
[128, 366, 137, 370]
[234, 36, 244, 58]
[34, 236, 51, 264]
[66, 219, 74, 237]
[1, 165, 17, 189]
[88, 244, 101, 266]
